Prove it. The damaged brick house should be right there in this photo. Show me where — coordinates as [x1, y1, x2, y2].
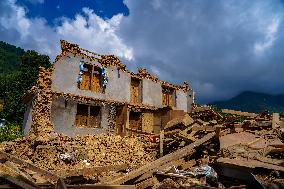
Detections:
[23, 40, 194, 137]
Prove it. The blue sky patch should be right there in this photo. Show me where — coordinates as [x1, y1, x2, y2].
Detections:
[16, 0, 129, 25]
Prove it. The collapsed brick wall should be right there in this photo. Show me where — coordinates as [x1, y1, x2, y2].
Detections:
[30, 66, 55, 139]
[107, 105, 116, 131]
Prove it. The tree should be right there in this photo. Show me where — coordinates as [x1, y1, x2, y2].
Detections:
[0, 50, 50, 124]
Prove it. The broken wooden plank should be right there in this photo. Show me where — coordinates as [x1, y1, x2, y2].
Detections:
[67, 184, 135, 189]
[164, 129, 181, 136]
[55, 178, 67, 189]
[164, 114, 194, 130]
[0, 163, 18, 178]
[217, 157, 284, 172]
[222, 109, 258, 117]
[134, 158, 187, 183]
[179, 125, 193, 136]
[0, 162, 40, 188]
[0, 184, 14, 188]
[4, 161, 38, 188]
[135, 177, 159, 189]
[192, 125, 215, 132]
[56, 164, 128, 177]
[176, 131, 196, 142]
[160, 130, 164, 157]
[155, 171, 188, 178]
[0, 151, 59, 182]
[1, 176, 39, 189]
[106, 132, 216, 185]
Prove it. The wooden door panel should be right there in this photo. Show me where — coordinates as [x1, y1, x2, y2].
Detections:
[131, 79, 140, 103]
[91, 74, 101, 92]
[116, 105, 127, 135]
[80, 72, 91, 90]
[129, 112, 142, 130]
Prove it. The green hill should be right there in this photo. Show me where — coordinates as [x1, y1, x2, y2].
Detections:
[211, 91, 284, 114]
[0, 41, 50, 124]
[0, 41, 25, 74]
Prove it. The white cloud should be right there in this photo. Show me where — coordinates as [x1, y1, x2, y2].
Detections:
[118, 0, 284, 102]
[0, 0, 133, 61]
[56, 8, 134, 60]
[0, 0, 30, 36]
[254, 17, 280, 55]
[1, 0, 284, 102]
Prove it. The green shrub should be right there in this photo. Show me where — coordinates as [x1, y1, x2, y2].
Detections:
[0, 122, 22, 142]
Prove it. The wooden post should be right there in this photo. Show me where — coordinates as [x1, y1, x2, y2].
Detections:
[160, 130, 164, 157]
[215, 125, 222, 138]
[272, 113, 280, 129]
[87, 105, 91, 127]
[90, 64, 94, 91]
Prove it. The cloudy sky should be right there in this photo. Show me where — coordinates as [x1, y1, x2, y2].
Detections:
[1, 0, 284, 103]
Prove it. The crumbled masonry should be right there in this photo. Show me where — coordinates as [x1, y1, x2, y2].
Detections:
[0, 40, 283, 188]
[1, 106, 283, 188]
[0, 134, 155, 174]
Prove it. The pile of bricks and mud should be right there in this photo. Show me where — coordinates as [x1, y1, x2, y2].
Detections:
[0, 104, 283, 188]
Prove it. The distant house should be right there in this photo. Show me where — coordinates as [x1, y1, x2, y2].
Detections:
[23, 40, 194, 137]
[0, 119, 5, 128]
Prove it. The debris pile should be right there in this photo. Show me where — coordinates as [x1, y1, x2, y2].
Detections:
[0, 106, 283, 188]
[0, 133, 154, 172]
[148, 106, 284, 188]
[28, 66, 54, 138]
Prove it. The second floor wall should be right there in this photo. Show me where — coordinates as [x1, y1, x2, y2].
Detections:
[51, 53, 192, 111]
[51, 53, 131, 103]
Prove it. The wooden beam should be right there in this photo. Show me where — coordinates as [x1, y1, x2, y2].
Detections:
[56, 164, 128, 177]
[222, 109, 258, 117]
[134, 158, 187, 183]
[4, 161, 38, 187]
[2, 176, 38, 189]
[67, 185, 135, 189]
[164, 129, 181, 136]
[192, 125, 215, 132]
[87, 105, 90, 127]
[159, 130, 164, 157]
[135, 177, 158, 189]
[55, 178, 67, 189]
[106, 132, 216, 185]
[176, 131, 196, 142]
[0, 151, 59, 182]
[0, 184, 14, 188]
[90, 64, 94, 91]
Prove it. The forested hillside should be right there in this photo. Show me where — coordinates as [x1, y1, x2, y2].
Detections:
[211, 91, 284, 115]
[0, 41, 50, 127]
[0, 41, 25, 74]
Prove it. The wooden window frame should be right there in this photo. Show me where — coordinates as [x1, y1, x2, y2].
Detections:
[130, 77, 142, 104]
[129, 111, 142, 131]
[162, 86, 176, 107]
[75, 104, 101, 128]
[79, 64, 103, 93]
